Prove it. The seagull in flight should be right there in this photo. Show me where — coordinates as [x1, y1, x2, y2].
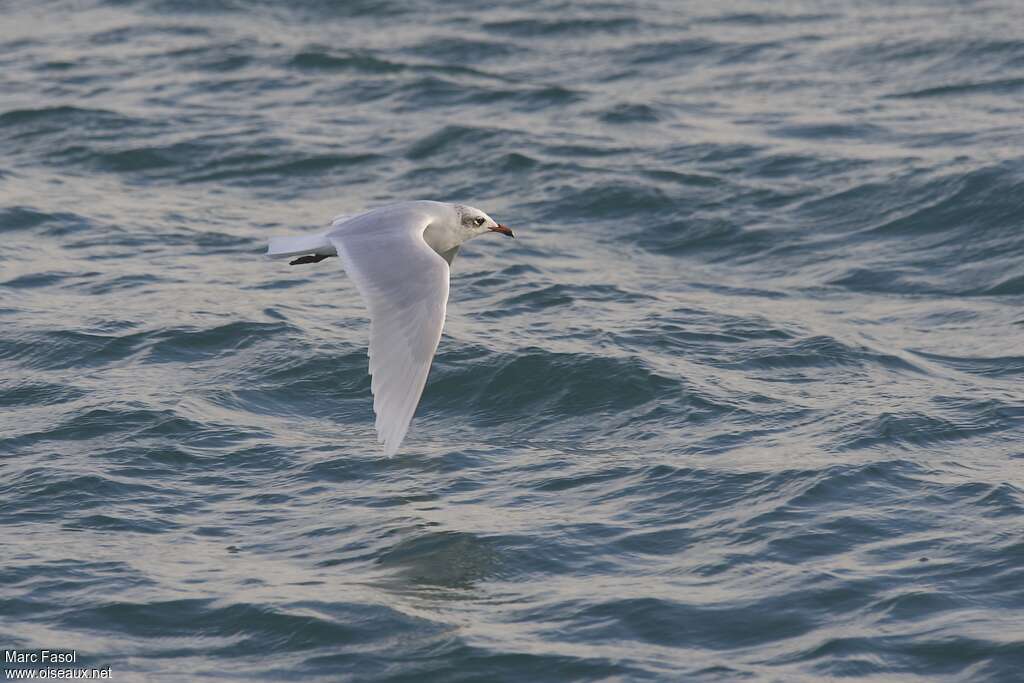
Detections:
[267, 201, 515, 455]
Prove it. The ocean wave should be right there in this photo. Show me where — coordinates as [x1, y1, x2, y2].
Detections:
[3, 0, 1024, 679]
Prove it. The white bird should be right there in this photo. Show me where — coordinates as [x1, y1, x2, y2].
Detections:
[267, 201, 515, 455]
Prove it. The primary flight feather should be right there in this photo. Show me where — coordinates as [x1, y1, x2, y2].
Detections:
[267, 200, 514, 455]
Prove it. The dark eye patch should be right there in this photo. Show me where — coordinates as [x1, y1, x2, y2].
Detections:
[474, 217, 486, 226]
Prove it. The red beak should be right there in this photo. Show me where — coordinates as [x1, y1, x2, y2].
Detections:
[489, 223, 514, 238]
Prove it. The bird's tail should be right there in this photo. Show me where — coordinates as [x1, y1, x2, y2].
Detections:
[266, 231, 336, 259]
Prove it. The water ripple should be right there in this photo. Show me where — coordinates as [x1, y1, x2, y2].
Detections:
[2, 0, 1023, 680]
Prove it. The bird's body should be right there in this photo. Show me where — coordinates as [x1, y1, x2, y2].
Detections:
[267, 201, 514, 455]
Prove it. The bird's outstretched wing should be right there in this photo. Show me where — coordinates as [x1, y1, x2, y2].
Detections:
[327, 207, 450, 455]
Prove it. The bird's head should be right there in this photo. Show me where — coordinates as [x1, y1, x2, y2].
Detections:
[458, 205, 514, 241]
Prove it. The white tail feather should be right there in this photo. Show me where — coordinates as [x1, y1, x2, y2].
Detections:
[266, 232, 336, 259]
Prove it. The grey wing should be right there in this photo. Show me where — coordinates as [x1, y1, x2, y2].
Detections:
[327, 212, 450, 454]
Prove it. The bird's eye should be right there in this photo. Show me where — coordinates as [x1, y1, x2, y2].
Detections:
[474, 217, 486, 226]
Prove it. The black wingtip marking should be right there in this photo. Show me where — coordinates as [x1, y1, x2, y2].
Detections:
[289, 254, 336, 266]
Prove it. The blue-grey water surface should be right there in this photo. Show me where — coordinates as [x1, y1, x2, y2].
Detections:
[2, 1, 1024, 680]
